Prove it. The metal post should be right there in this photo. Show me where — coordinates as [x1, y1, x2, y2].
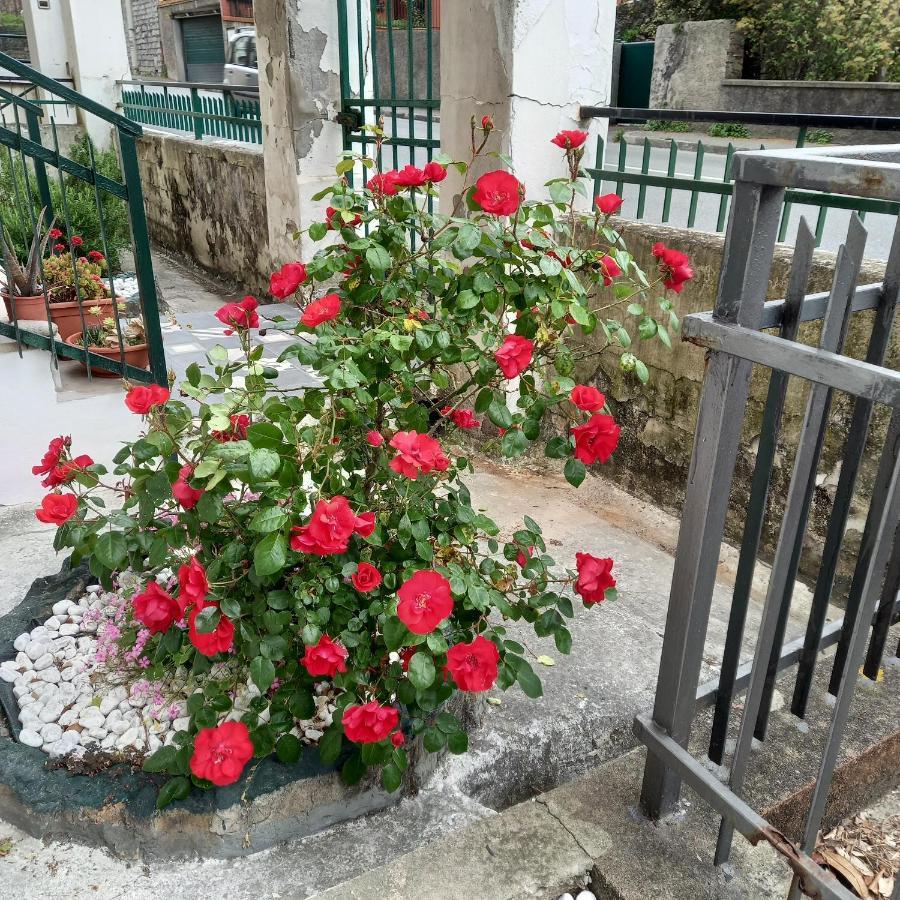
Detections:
[25, 108, 52, 218]
[639, 178, 785, 819]
[190, 86, 203, 140]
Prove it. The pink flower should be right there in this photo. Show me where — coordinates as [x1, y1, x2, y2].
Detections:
[301, 634, 349, 677]
[550, 130, 588, 150]
[366, 430, 384, 447]
[574, 553, 616, 605]
[396, 569, 453, 634]
[389, 431, 450, 479]
[343, 701, 399, 743]
[494, 334, 534, 379]
[215, 296, 259, 332]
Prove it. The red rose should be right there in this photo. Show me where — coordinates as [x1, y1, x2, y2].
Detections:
[550, 130, 588, 150]
[172, 464, 203, 510]
[393, 164, 428, 188]
[366, 430, 384, 447]
[35, 493, 78, 526]
[342, 701, 399, 744]
[301, 634, 349, 677]
[570, 385, 606, 413]
[391, 731, 404, 748]
[423, 161, 447, 183]
[367, 171, 400, 196]
[212, 413, 249, 442]
[42, 454, 94, 488]
[290, 496, 357, 555]
[595, 193, 623, 216]
[88, 250, 105, 263]
[326, 206, 362, 229]
[190, 721, 254, 786]
[215, 295, 259, 331]
[124, 384, 170, 415]
[396, 569, 453, 634]
[178, 556, 209, 612]
[571, 413, 620, 465]
[49, 227, 63, 240]
[188, 603, 235, 656]
[70, 235, 84, 247]
[516, 545, 534, 568]
[353, 511, 376, 538]
[473, 170, 523, 216]
[301, 293, 341, 327]
[269, 262, 307, 299]
[448, 408, 480, 429]
[389, 431, 450, 479]
[446, 635, 500, 692]
[599, 255, 622, 286]
[574, 552, 616, 605]
[351, 562, 382, 593]
[133, 581, 181, 634]
[481, 115, 494, 130]
[32, 436, 70, 477]
[652, 243, 694, 293]
[494, 334, 534, 379]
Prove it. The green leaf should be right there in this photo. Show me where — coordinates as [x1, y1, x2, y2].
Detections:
[275, 733, 302, 765]
[634, 359, 650, 384]
[94, 532, 127, 570]
[156, 776, 191, 809]
[196, 491, 223, 524]
[319, 726, 343, 765]
[249, 506, 289, 533]
[501, 429, 529, 459]
[250, 448, 281, 481]
[626, 302, 644, 316]
[488, 400, 513, 430]
[545, 436, 570, 459]
[447, 731, 469, 754]
[365, 245, 391, 275]
[381, 761, 402, 793]
[194, 605, 220, 634]
[250, 656, 276, 693]
[456, 289, 480, 310]
[383, 616, 409, 651]
[408, 651, 436, 690]
[341, 752, 367, 785]
[143, 745, 177, 773]
[423, 728, 446, 752]
[564, 457, 586, 487]
[254, 532, 287, 577]
[517, 663, 543, 698]
[309, 221, 328, 241]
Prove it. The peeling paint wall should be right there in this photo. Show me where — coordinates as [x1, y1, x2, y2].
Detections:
[136, 131, 271, 294]
[568, 221, 890, 590]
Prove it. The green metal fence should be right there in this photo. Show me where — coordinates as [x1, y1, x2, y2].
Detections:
[336, 0, 440, 181]
[120, 80, 262, 145]
[582, 107, 900, 248]
[0, 51, 166, 385]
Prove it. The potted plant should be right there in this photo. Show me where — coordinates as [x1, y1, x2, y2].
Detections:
[31, 121, 692, 806]
[42, 237, 116, 340]
[1, 207, 51, 324]
[67, 316, 148, 377]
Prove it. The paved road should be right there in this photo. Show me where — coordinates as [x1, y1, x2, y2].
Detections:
[601, 142, 897, 260]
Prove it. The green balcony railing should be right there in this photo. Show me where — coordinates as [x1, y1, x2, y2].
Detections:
[119, 80, 262, 145]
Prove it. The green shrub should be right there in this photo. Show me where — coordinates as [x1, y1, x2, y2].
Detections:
[645, 120, 692, 133]
[805, 129, 834, 145]
[708, 122, 750, 139]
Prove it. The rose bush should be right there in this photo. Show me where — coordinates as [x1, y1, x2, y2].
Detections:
[35, 119, 690, 805]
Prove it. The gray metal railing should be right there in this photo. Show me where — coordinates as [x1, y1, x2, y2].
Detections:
[636, 143, 900, 899]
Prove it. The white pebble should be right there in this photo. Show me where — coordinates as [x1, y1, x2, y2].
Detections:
[39, 701, 64, 723]
[13, 684, 33, 700]
[37, 667, 61, 684]
[558, 895, 575, 900]
[148, 734, 162, 752]
[60, 666, 78, 682]
[30, 626, 49, 641]
[53, 636, 75, 650]
[78, 708, 105, 729]
[14, 652, 31, 668]
[13, 633, 29, 652]
[87, 726, 108, 741]
[58, 709, 79, 727]
[101, 733, 117, 750]
[0, 668, 17, 683]
[172, 716, 190, 732]
[87, 584, 101, 592]
[18, 729, 43, 748]
[52, 600, 70, 616]
[117, 727, 140, 749]
[40, 723, 63, 743]
[32, 653, 54, 671]
[109, 717, 129, 736]
[575, 893, 597, 900]
[45, 617, 61, 632]
[58, 624, 80, 636]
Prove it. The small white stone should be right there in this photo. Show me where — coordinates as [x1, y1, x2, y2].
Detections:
[148, 734, 162, 753]
[45, 616, 61, 632]
[0, 668, 17, 683]
[14, 652, 31, 668]
[78, 708, 105, 729]
[32, 653, 54, 671]
[99, 694, 120, 716]
[87, 584, 101, 592]
[87, 726, 108, 741]
[52, 636, 75, 650]
[52, 599, 70, 616]
[575, 892, 597, 900]
[117, 727, 140, 749]
[13, 633, 30, 652]
[18, 729, 43, 747]
[58, 709, 79, 727]
[40, 723, 63, 743]
[558, 894, 575, 900]
[58, 624, 80, 637]
[172, 716, 190, 732]
[38, 668, 61, 684]
[109, 717, 129, 736]
[101, 733, 117, 750]
[60, 666, 78, 682]
[57, 682, 77, 701]
[30, 625, 50, 640]
[17, 707, 41, 727]
[39, 701, 64, 723]
[26, 640, 51, 660]
[13, 684, 33, 699]
[304, 728, 323, 741]
[18, 669, 35, 684]
[62, 729, 82, 747]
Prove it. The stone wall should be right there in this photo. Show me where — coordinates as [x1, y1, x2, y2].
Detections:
[569, 221, 891, 590]
[135, 130, 271, 294]
[123, 0, 164, 77]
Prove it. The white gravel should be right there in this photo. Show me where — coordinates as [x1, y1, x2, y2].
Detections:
[1, 573, 336, 761]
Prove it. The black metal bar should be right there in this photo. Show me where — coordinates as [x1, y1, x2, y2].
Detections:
[707, 219, 814, 764]
[792, 218, 900, 716]
[753, 216, 867, 742]
[862, 520, 900, 679]
[639, 179, 785, 820]
[579, 105, 900, 133]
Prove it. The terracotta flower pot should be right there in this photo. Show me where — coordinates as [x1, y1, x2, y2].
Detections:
[1, 291, 49, 324]
[67, 331, 150, 378]
[49, 297, 117, 341]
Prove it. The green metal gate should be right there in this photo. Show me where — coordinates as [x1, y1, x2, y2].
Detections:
[336, 0, 440, 178]
[181, 15, 226, 83]
[615, 41, 654, 110]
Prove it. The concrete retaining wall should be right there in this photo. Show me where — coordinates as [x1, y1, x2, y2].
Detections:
[135, 129, 271, 294]
[569, 220, 890, 590]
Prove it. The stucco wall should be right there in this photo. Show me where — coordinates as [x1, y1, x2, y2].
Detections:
[136, 130, 270, 294]
[568, 221, 890, 590]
